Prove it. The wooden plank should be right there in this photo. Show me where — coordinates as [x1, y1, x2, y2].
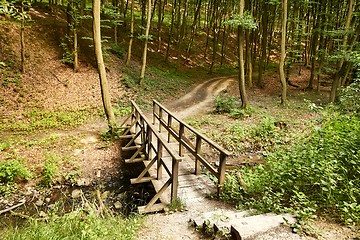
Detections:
[119, 134, 136, 139]
[130, 176, 156, 184]
[121, 145, 141, 151]
[138, 203, 167, 214]
[125, 157, 145, 164]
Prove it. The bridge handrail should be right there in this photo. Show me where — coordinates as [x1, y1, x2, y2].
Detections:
[131, 100, 182, 162]
[152, 100, 231, 193]
[153, 100, 231, 157]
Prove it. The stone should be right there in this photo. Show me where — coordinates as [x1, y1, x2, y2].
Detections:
[114, 201, 122, 209]
[39, 211, 47, 217]
[76, 178, 91, 187]
[71, 189, 82, 199]
[45, 198, 51, 203]
[35, 199, 44, 206]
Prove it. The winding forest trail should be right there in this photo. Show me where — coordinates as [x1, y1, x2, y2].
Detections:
[165, 76, 236, 119]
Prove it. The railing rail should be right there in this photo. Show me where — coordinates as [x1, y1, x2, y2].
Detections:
[152, 100, 231, 194]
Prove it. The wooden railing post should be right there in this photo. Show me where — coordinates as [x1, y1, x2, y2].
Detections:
[158, 108, 163, 132]
[152, 101, 156, 125]
[157, 138, 163, 180]
[179, 123, 184, 156]
[217, 152, 227, 196]
[167, 115, 172, 143]
[147, 126, 152, 160]
[195, 136, 202, 175]
[171, 158, 179, 201]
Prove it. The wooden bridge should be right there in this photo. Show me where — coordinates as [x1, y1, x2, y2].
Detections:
[120, 100, 231, 213]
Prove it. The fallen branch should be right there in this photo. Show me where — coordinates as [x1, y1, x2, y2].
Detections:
[0, 199, 26, 215]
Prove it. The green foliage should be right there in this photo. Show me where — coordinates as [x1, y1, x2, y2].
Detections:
[214, 95, 254, 119]
[109, 43, 125, 58]
[337, 80, 360, 116]
[100, 128, 123, 142]
[214, 95, 239, 114]
[41, 154, 59, 186]
[168, 198, 187, 212]
[221, 115, 360, 225]
[0, 210, 142, 240]
[60, 35, 74, 65]
[0, 158, 31, 183]
[225, 11, 257, 29]
[0, 108, 90, 132]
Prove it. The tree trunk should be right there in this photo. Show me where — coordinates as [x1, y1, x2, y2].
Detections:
[73, 27, 79, 72]
[140, 0, 152, 87]
[238, 0, 248, 108]
[93, 0, 116, 129]
[165, 0, 176, 61]
[330, 0, 355, 102]
[279, 0, 287, 104]
[126, 0, 135, 65]
[20, 2, 25, 73]
[257, 2, 268, 88]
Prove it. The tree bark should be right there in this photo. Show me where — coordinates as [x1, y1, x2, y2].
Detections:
[330, 0, 355, 102]
[126, 0, 135, 65]
[279, 0, 287, 104]
[73, 27, 78, 72]
[93, 0, 116, 129]
[20, 1, 25, 73]
[140, 0, 152, 87]
[238, 0, 248, 108]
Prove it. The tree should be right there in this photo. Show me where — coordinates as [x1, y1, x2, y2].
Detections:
[126, 0, 135, 65]
[330, 0, 355, 102]
[93, 0, 116, 129]
[238, 0, 248, 108]
[139, 0, 152, 87]
[279, 0, 287, 104]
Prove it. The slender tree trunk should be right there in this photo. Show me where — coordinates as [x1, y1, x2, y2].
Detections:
[279, 0, 287, 104]
[73, 27, 78, 72]
[246, 29, 253, 88]
[126, 0, 135, 65]
[238, 0, 248, 108]
[93, 0, 116, 129]
[20, 2, 25, 73]
[165, 0, 176, 61]
[186, 0, 201, 58]
[257, 2, 268, 88]
[330, 0, 355, 102]
[140, 0, 152, 87]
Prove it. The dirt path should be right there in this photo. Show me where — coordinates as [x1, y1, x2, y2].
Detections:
[165, 76, 236, 119]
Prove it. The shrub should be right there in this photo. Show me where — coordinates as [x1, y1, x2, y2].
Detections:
[337, 80, 360, 116]
[214, 95, 238, 113]
[0, 159, 31, 183]
[221, 114, 360, 225]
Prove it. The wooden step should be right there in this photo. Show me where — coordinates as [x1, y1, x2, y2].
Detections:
[130, 176, 157, 184]
[121, 145, 141, 151]
[138, 203, 167, 214]
[125, 156, 146, 163]
[119, 134, 136, 139]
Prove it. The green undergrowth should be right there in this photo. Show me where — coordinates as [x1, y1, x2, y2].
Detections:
[0, 107, 91, 132]
[221, 114, 360, 226]
[0, 207, 142, 240]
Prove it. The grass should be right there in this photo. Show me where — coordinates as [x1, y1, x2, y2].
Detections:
[0, 107, 92, 133]
[0, 208, 142, 240]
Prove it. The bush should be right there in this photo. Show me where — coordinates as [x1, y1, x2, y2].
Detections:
[214, 95, 238, 113]
[0, 159, 31, 183]
[221, 114, 360, 225]
[337, 80, 360, 116]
